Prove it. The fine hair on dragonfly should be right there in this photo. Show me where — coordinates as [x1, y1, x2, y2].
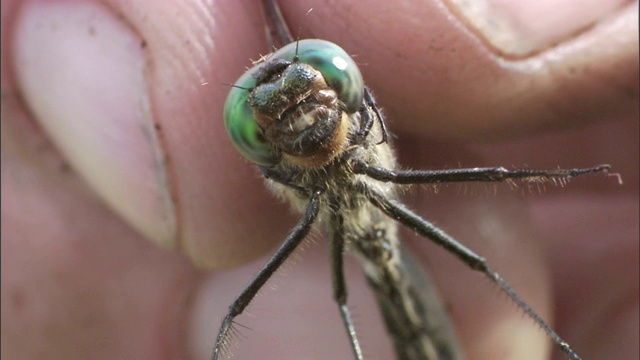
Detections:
[213, 1, 615, 359]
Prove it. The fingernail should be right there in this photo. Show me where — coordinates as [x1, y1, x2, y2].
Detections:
[13, 1, 177, 245]
[447, 0, 631, 56]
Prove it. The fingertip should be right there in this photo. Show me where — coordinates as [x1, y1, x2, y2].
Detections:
[11, 0, 296, 268]
[119, 0, 292, 267]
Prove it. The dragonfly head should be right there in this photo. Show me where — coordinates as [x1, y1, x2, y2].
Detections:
[224, 39, 364, 168]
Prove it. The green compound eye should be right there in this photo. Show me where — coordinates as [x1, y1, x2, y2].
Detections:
[223, 39, 364, 166]
[274, 39, 364, 112]
[223, 69, 281, 166]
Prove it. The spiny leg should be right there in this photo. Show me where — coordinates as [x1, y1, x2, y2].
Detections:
[351, 159, 611, 185]
[364, 88, 389, 144]
[328, 199, 364, 360]
[353, 88, 390, 145]
[259, 166, 307, 193]
[212, 190, 322, 360]
[360, 184, 583, 360]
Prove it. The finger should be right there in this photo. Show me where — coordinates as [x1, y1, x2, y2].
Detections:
[10, 0, 291, 268]
[1, 99, 198, 358]
[536, 188, 638, 359]
[281, 0, 638, 140]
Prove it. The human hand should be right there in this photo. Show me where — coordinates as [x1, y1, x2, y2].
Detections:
[2, 1, 637, 359]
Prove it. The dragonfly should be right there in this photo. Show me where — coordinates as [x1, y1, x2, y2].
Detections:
[213, 1, 614, 359]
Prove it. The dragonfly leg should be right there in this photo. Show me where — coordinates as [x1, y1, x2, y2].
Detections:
[211, 190, 322, 360]
[259, 166, 308, 193]
[364, 88, 389, 144]
[361, 184, 583, 360]
[351, 159, 611, 185]
[328, 200, 364, 360]
[353, 87, 389, 145]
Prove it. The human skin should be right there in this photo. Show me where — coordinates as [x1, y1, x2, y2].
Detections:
[1, 1, 638, 359]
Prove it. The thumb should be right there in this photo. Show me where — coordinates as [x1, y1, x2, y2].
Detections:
[12, 0, 288, 268]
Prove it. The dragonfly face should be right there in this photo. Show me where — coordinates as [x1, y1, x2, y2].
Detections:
[224, 39, 364, 168]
